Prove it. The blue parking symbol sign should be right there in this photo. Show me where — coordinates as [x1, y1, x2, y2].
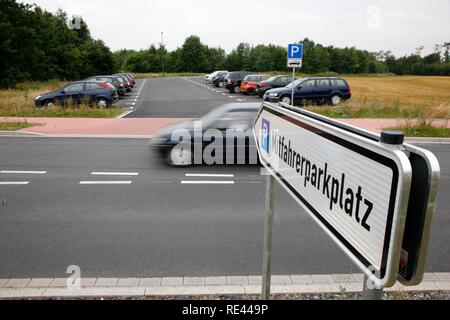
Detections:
[262, 119, 271, 154]
[288, 44, 303, 59]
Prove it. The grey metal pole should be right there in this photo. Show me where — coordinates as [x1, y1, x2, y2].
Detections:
[362, 275, 383, 300]
[291, 67, 295, 106]
[262, 173, 275, 300]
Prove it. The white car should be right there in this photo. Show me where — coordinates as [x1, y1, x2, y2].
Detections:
[205, 70, 228, 83]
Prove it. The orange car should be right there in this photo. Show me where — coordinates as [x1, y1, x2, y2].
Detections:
[240, 74, 271, 95]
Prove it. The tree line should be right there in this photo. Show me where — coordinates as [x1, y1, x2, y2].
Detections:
[117, 36, 450, 76]
[0, 0, 115, 89]
[1, 0, 449, 89]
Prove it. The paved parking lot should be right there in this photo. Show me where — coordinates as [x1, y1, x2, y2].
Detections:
[121, 76, 261, 118]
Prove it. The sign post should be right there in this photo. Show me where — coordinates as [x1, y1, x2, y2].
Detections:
[262, 172, 275, 300]
[287, 44, 303, 106]
[253, 102, 440, 300]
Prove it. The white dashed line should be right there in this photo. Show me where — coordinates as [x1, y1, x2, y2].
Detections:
[91, 172, 139, 176]
[185, 173, 234, 178]
[0, 182, 30, 185]
[79, 181, 133, 185]
[181, 181, 235, 185]
[0, 170, 47, 174]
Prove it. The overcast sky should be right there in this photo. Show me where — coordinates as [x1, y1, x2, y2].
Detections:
[19, 0, 450, 56]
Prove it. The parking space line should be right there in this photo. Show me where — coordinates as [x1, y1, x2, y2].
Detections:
[181, 181, 235, 185]
[91, 172, 139, 176]
[0, 182, 30, 185]
[79, 181, 133, 185]
[185, 173, 234, 178]
[1, 170, 47, 174]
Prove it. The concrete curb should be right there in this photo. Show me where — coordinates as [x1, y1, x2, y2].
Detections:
[0, 133, 449, 143]
[1, 273, 449, 299]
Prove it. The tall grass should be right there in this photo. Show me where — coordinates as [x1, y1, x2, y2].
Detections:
[0, 80, 123, 118]
[386, 119, 450, 137]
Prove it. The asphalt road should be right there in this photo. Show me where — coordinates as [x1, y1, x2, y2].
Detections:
[0, 137, 449, 279]
[121, 77, 261, 118]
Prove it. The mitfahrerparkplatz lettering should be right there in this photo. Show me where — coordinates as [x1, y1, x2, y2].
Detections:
[272, 133, 373, 232]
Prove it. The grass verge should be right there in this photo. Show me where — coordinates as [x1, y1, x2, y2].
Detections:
[0, 80, 124, 118]
[0, 122, 34, 131]
[385, 119, 450, 137]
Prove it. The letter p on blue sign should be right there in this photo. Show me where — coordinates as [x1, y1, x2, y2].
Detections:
[262, 119, 270, 154]
[288, 44, 303, 59]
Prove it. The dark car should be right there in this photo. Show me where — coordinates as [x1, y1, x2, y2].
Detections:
[257, 75, 295, 97]
[224, 71, 254, 94]
[34, 81, 119, 108]
[113, 74, 132, 92]
[115, 73, 136, 86]
[212, 72, 229, 88]
[263, 77, 352, 106]
[151, 103, 261, 166]
[85, 75, 126, 96]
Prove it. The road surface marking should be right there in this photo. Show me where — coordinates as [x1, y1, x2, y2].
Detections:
[0, 181, 30, 185]
[181, 181, 235, 185]
[229, 96, 234, 98]
[91, 172, 139, 176]
[222, 93, 226, 95]
[79, 181, 133, 185]
[237, 99, 244, 102]
[185, 173, 234, 178]
[1, 170, 47, 174]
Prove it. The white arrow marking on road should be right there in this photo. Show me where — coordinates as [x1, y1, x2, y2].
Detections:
[1, 171, 47, 174]
[91, 172, 139, 176]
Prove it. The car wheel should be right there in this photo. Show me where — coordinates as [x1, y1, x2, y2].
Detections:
[330, 94, 342, 106]
[280, 95, 291, 105]
[218, 81, 224, 88]
[233, 85, 241, 94]
[96, 98, 108, 109]
[40, 99, 55, 108]
[166, 145, 193, 167]
[247, 88, 255, 96]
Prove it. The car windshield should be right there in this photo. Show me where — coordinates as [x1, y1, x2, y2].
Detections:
[265, 77, 277, 82]
[285, 79, 304, 88]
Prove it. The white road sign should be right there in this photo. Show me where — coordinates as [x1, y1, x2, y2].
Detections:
[254, 102, 413, 288]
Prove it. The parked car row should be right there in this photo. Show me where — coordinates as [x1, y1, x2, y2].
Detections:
[34, 73, 136, 108]
[205, 71, 351, 106]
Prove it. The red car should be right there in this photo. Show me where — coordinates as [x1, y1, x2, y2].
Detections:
[240, 74, 271, 95]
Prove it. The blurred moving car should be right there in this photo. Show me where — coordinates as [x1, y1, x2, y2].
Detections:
[224, 71, 254, 93]
[257, 75, 295, 97]
[151, 103, 261, 166]
[205, 70, 228, 83]
[212, 72, 229, 88]
[263, 77, 351, 106]
[85, 75, 126, 96]
[34, 81, 118, 108]
[240, 74, 271, 95]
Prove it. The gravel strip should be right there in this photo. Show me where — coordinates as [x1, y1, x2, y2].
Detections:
[8, 291, 450, 300]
